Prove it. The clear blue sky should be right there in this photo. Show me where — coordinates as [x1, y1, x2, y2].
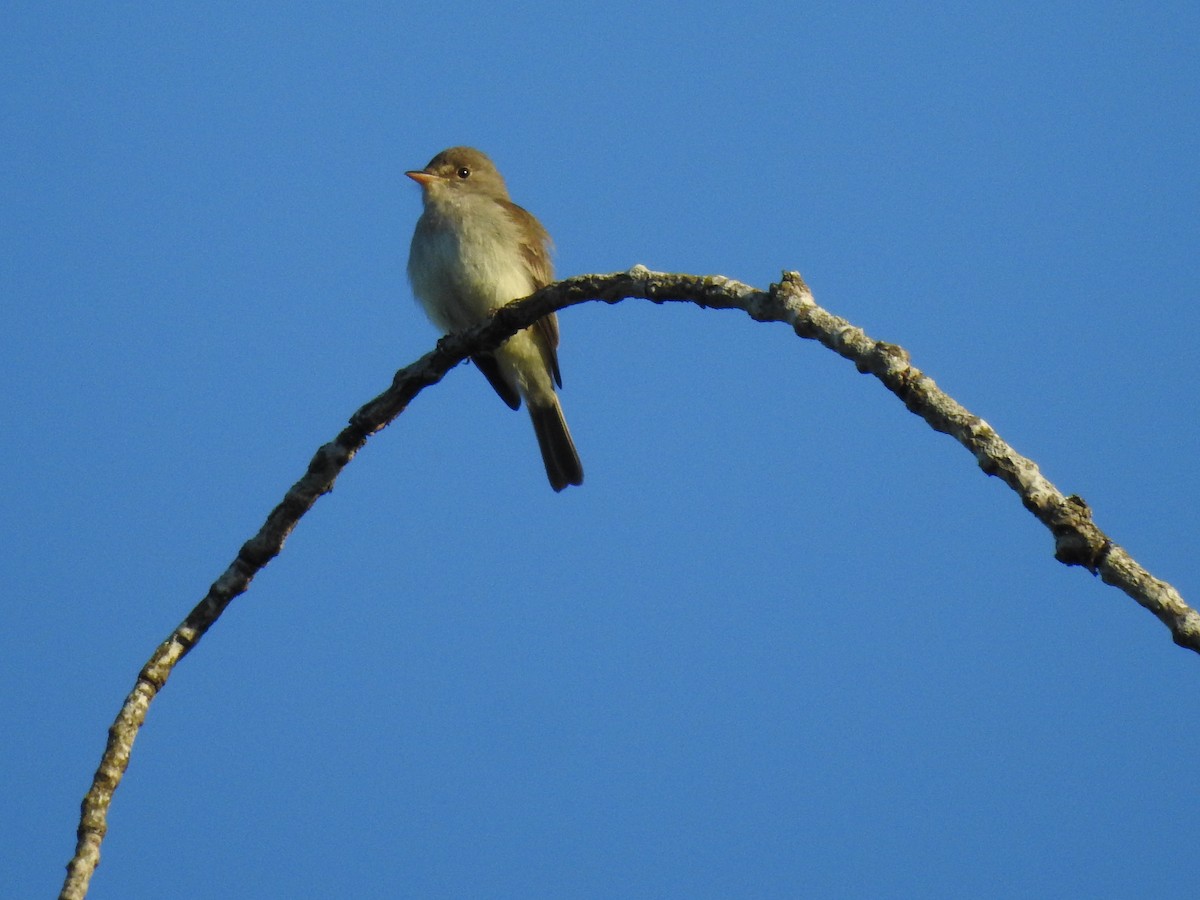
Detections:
[5, 3, 1199, 898]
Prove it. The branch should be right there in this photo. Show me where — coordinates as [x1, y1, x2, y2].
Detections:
[60, 267, 1197, 898]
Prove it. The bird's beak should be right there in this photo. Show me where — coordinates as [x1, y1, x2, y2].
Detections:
[406, 170, 437, 186]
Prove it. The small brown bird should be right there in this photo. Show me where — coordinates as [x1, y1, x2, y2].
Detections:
[406, 147, 583, 491]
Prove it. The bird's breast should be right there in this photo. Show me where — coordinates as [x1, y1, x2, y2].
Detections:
[408, 201, 535, 334]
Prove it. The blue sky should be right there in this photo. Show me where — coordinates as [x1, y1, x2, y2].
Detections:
[5, 3, 1199, 897]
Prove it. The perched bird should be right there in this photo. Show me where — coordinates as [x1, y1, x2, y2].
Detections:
[406, 146, 583, 492]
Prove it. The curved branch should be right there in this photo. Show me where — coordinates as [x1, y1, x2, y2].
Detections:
[60, 267, 1197, 899]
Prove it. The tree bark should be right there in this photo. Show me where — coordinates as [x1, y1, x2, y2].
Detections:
[59, 268, 1197, 899]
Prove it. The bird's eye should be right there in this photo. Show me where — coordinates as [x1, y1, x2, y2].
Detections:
[456, 166, 471, 179]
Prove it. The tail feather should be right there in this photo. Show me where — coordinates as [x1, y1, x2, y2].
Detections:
[529, 399, 583, 492]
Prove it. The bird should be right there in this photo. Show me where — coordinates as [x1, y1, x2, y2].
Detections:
[406, 146, 583, 492]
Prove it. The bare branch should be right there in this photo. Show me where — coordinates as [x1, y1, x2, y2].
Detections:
[60, 267, 1196, 899]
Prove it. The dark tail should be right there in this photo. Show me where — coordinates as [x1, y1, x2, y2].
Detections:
[529, 399, 583, 492]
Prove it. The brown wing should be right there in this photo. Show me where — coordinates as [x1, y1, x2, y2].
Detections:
[472, 353, 521, 410]
[503, 199, 562, 388]
[502, 200, 554, 289]
[532, 315, 562, 388]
